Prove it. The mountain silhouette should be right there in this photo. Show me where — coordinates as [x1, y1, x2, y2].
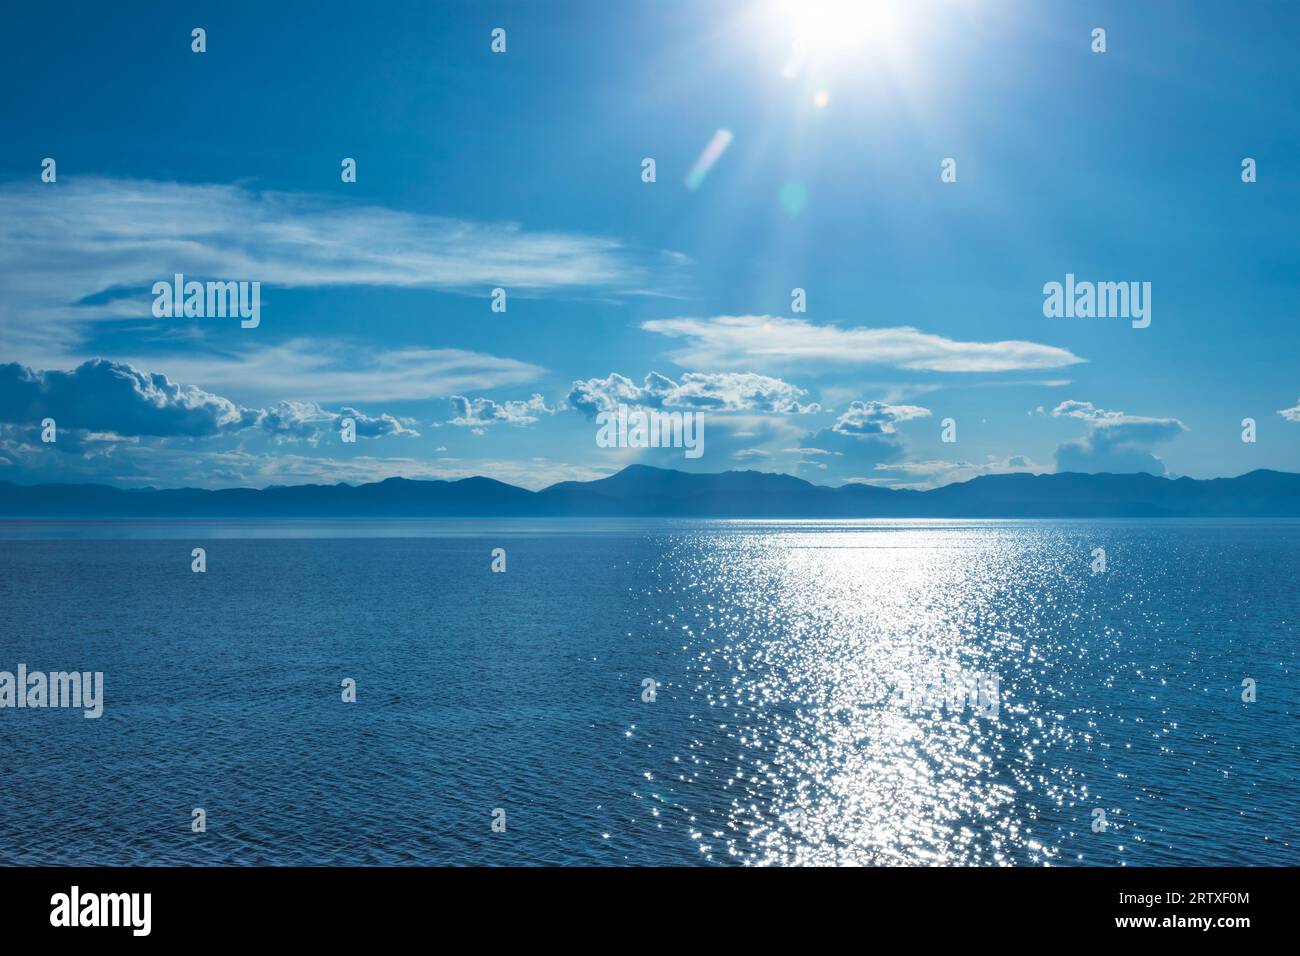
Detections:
[2, 465, 1298, 518]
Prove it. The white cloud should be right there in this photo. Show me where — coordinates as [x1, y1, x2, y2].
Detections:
[567, 370, 818, 416]
[119, 339, 543, 404]
[256, 400, 419, 444]
[447, 393, 556, 428]
[865, 455, 1044, 489]
[0, 359, 418, 445]
[831, 400, 931, 436]
[0, 359, 249, 437]
[0, 177, 666, 358]
[1051, 400, 1176, 427]
[1051, 400, 1186, 474]
[641, 315, 1084, 373]
[1277, 399, 1300, 423]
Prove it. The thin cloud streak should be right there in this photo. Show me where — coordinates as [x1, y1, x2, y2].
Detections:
[642, 315, 1085, 373]
[116, 339, 544, 404]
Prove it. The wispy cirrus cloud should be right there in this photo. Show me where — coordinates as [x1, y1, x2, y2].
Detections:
[783, 447, 841, 457]
[118, 339, 543, 404]
[641, 315, 1084, 373]
[0, 176, 672, 356]
[863, 455, 1044, 489]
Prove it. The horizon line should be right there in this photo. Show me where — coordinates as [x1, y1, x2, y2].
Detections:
[1, 463, 1295, 496]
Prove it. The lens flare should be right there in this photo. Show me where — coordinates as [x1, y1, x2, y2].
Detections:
[684, 129, 734, 190]
[779, 181, 808, 215]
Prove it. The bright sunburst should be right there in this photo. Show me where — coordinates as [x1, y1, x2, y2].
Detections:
[768, 0, 918, 79]
[784, 0, 908, 60]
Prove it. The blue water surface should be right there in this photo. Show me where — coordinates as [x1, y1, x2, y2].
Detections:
[0, 519, 1295, 866]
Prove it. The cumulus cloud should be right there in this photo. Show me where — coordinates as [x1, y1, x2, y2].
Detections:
[0, 359, 251, 437]
[447, 394, 555, 428]
[1051, 400, 1186, 474]
[1277, 399, 1300, 423]
[641, 315, 1084, 373]
[253, 401, 335, 441]
[338, 406, 419, 439]
[567, 371, 818, 417]
[787, 400, 932, 476]
[831, 400, 932, 436]
[256, 401, 419, 444]
[0, 360, 417, 444]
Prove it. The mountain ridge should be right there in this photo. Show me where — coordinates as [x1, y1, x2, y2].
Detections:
[1, 465, 1297, 518]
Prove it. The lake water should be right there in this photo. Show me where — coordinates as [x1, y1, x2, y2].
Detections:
[0, 519, 1295, 866]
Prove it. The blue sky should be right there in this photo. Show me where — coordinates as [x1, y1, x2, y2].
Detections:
[1, 0, 1297, 489]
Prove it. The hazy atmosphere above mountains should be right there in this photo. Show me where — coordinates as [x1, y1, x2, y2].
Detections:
[1, 2, 1297, 492]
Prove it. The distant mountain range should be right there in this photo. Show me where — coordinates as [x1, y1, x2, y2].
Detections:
[2, 465, 1299, 518]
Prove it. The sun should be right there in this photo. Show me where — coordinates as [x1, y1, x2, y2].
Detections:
[780, 0, 907, 63]
[743, 0, 991, 132]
